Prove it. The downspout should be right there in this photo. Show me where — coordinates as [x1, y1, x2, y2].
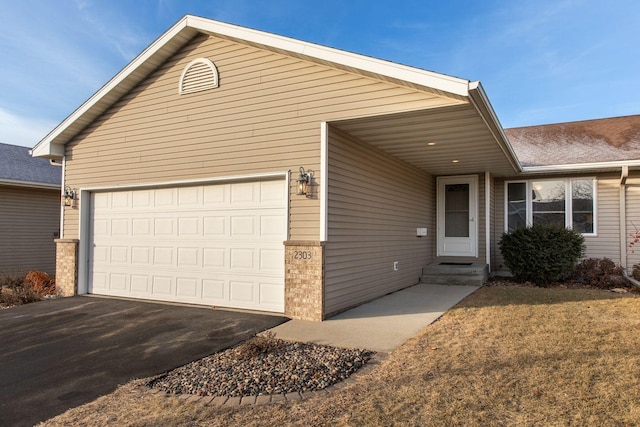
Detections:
[59, 156, 66, 239]
[618, 166, 640, 288]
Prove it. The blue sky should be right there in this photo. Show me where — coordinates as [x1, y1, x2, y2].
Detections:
[1, 0, 639, 147]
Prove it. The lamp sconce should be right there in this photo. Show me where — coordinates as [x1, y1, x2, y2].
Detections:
[63, 186, 78, 207]
[296, 167, 311, 197]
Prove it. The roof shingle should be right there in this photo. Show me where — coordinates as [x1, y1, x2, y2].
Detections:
[0, 143, 61, 186]
[505, 115, 640, 167]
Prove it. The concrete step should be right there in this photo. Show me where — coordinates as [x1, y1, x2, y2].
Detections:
[419, 263, 488, 286]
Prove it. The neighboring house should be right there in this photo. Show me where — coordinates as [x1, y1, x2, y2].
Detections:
[0, 142, 61, 275]
[31, 16, 640, 321]
[499, 116, 640, 274]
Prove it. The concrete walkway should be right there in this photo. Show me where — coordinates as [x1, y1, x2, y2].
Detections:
[270, 284, 478, 353]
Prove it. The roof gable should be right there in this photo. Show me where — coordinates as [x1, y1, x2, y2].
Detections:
[505, 115, 640, 169]
[31, 15, 473, 159]
[0, 143, 61, 187]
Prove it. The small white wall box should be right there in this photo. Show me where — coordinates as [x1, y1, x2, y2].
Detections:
[393, 261, 399, 271]
[417, 228, 427, 237]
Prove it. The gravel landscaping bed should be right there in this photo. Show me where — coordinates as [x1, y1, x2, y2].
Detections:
[147, 335, 374, 397]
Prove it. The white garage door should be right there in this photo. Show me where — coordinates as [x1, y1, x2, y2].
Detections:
[88, 179, 286, 312]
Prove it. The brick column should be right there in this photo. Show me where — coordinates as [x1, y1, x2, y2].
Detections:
[54, 239, 79, 296]
[284, 241, 325, 321]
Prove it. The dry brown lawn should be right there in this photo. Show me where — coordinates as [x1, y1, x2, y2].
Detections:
[41, 286, 640, 426]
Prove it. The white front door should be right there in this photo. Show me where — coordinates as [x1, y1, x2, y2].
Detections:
[437, 175, 478, 257]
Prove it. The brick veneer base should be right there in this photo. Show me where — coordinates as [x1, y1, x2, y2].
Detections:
[54, 239, 78, 297]
[284, 241, 324, 321]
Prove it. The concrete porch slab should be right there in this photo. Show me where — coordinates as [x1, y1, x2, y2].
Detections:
[269, 284, 478, 353]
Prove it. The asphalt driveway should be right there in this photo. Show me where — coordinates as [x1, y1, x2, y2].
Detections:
[0, 296, 287, 427]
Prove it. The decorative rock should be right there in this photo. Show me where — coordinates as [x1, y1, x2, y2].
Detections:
[146, 338, 374, 399]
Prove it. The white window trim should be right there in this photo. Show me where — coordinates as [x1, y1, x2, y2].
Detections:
[504, 177, 597, 237]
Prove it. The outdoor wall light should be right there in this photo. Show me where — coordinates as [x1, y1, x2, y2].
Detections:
[296, 167, 311, 197]
[63, 186, 77, 207]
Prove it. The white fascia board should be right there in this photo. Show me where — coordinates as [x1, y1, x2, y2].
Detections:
[468, 81, 523, 174]
[186, 15, 470, 97]
[522, 160, 640, 174]
[0, 179, 60, 189]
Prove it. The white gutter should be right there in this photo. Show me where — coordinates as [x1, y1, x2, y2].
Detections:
[523, 160, 640, 174]
[0, 178, 60, 190]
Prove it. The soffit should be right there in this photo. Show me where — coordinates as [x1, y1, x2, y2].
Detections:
[331, 104, 521, 177]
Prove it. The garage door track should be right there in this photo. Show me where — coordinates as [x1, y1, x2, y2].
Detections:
[0, 296, 287, 427]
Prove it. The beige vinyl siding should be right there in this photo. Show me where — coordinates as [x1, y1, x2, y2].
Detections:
[493, 179, 506, 271]
[488, 173, 496, 271]
[585, 175, 621, 260]
[62, 33, 463, 240]
[0, 186, 60, 275]
[493, 173, 623, 273]
[436, 173, 487, 264]
[324, 127, 432, 317]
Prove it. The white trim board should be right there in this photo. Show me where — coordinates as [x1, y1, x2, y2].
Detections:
[320, 121, 328, 242]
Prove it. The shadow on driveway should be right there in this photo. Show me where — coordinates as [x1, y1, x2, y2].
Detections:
[0, 296, 287, 427]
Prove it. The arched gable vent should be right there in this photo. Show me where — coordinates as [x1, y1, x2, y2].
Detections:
[179, 58, 219, 94]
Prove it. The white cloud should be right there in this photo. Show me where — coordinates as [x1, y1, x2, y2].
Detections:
[0, 108, 57, 148]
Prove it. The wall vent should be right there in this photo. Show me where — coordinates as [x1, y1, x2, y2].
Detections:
[179, 58, 219, 95]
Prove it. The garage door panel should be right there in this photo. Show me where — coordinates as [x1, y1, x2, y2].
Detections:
[131, 246, 151, 264]
[152, 276, 173, 295]
[131, 275, 150, 293]
[178, 187, 200, 206]
[203, 216, 227, 236]
[132, 189, 153, 208]
[203, 279, 225, 300]
[88, 179, 286, 313]
[177, 217, 200, 236]
[177, 247, 200, 267]
[111, 191, 130, 209]
[176, 277, 200, 298]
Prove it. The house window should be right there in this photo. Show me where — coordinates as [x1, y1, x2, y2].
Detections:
[506, 178, 596, 235]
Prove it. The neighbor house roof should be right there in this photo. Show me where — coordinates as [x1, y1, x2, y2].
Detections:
[0, 143, 61, 188]
[505, 115, 640, 172]
[31, 14, 519, 175]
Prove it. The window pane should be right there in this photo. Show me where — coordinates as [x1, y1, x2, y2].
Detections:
[572, 179, 594, 233]
[507, 182, 527, 232]
[445, 184, 469, 237]
[532, 180, 565, 227]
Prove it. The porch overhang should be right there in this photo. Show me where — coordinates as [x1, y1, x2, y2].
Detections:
[330, 84, 522, 177]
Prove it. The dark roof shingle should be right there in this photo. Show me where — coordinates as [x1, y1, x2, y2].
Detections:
[0, 143, 62, 186]
[505, 115, 640, 167]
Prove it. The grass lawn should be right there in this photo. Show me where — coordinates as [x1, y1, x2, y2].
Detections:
[41, 285, 640, 426]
